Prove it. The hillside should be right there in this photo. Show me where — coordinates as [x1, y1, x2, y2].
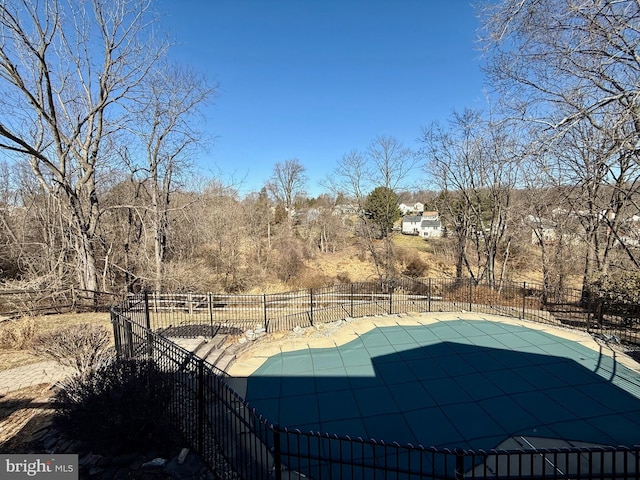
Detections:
[292, 233, 561, 290]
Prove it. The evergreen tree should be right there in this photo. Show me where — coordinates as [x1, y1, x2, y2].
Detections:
[363, 186, 401, 239]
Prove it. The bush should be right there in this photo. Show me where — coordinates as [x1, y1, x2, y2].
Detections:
[291, 268, 333, 289]
[403, 257, 429, 278]
[271, 245, 305, 283]
[335, 271, 351, 284]
[0, 317, 37, 349]
[54, 359, 178, 455]
[32, 323, 112, 379]
[395, 247, 429, 278]
[591, 272, 640, 304]
[591, 272, 640, 317]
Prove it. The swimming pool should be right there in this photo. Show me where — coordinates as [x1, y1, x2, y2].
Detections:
[234, 317, 640, 451]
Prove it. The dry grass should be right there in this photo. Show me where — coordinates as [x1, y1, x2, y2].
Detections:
[296, 237, 455, 285]
[391, 233, 433, 252]
[0, 312, 111, 372]
[0, 317, 37, 349]
[302, 245, 379, 283]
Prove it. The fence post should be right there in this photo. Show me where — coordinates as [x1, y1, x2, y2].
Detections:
[263, 294, 268, 331]
[153, 291, 158, 313]
[188, 291, 194, 315]
[272, 426, 282, 480]
[197, 358, 205, 454]
[143, 291, 153, 357]
[522, 281, 526, 320]
[350, 284, 354, 318]
[143, 291, 151, 330]
[469, 279, 473, 312]
[110, 310, 122, 358]
[586, 289, 592, 329]
[454, 449, 465, 480]
[208, 292, 214, 337]
[309, 288, 314, 326]
[124, 320, 134, 359]
[388, 284, 393, 315]
[428, 278, 432, 313]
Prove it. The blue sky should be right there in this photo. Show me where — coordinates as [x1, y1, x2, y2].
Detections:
[155, 1, 487, 196]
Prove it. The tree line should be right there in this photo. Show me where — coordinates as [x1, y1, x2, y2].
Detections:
[1, 0, 640, 301]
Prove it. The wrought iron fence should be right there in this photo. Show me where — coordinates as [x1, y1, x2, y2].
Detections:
[133, 278, 640, 346]
[111, 277, 640, 479]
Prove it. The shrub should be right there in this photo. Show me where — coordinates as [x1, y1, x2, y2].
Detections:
[291, 268, 332, 289]
[54, 359, 178, 455]
[403, 257, 429, 278]
[271, 246, 305, 283]
[335, 271, 351, 284]
[0, 317, 37, 349]
[395, 247, 429, 278]
[591, 272, 640, 317]
[31, 323, 112, 379]
[591, 272, 640, 304]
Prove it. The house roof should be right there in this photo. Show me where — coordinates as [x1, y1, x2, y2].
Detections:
[421, 219, 441, 228]
[402, 215, 423, 223]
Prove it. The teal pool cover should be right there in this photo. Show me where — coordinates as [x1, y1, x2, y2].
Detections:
[243, 319, 640, 450]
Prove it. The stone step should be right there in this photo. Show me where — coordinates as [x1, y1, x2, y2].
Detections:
[204, 347, 226, 366]
[215, 353, 237, 372]
[210, 333, 229, 349]
[193, 334, 227, 359]
[224, 341, 250, 358]
[172, 337, 207, 353]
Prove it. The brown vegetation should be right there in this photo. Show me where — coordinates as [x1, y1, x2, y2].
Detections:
[0, 313, 111, 371]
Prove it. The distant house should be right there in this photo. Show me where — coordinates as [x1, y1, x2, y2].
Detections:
[526, 215, 557, 245]
[399, 202, 424, 215]
[526, 214, 582, 246]
[332, 204, 359, 216]
[402, 215, 423, 235]
[401, 212, 442, 238]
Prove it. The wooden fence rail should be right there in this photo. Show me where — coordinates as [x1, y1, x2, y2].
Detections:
[0, 288, 122, 319]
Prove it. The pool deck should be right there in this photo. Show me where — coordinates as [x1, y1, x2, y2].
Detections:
[227, 312, 640, 377]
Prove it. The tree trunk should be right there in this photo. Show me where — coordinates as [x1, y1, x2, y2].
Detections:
[75, 225, 99, 293]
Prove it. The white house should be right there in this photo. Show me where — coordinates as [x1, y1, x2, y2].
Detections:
[399, 202, 424, 215]
[402, 215, 423, 235]
[526, 215, 557, 245]
[401, 212, 442, 238]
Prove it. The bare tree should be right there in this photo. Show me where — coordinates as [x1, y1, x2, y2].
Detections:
[330, 136, 418, 281]
[480, 0, 640, 289]
[544, 119, 640, 290]
[243, 187, 272, 265]
[130, 64, 214, 291]
[267, 159, 307, 225]
[100, 169, 148, 292]
[517, 142, 579, 300]
[421, 109, 521, 287]
[0, 0, 165, 293]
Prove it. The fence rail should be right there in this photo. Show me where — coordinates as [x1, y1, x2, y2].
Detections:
[0, 287, 121, 318]
[111, 277, 640, 479]
[136, 278, 640, 346]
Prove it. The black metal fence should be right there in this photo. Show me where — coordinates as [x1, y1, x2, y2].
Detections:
[111, 277, 640, 479]
[133, 277, 640, 346]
